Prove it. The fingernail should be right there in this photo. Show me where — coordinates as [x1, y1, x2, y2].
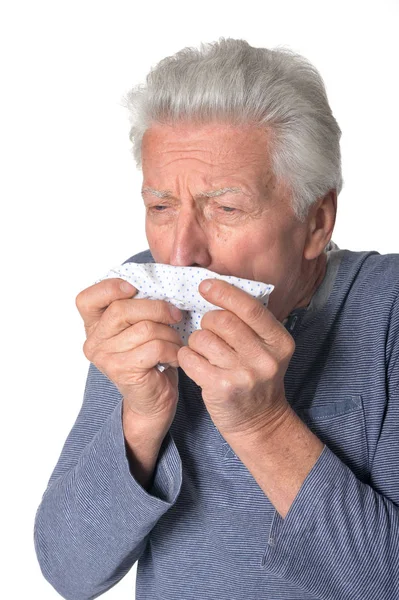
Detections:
[169, 305, 182, 321]
[120, 281, 135, 293]
[200, 280, 212, 294]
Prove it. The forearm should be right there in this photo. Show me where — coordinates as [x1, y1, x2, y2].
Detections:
[122, 400, 169, 491]
[35, 398, 182, 600]
[223, 405, 324, 518]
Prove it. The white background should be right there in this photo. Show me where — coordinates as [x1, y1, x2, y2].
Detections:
[1, 1, 398, 598]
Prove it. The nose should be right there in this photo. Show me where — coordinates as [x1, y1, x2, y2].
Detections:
[169, 208, 211, 267]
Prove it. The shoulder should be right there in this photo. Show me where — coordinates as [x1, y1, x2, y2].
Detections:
[340, 249, 399, 306]
[121, 249, 155, 264]
[329, 249, 399, 389]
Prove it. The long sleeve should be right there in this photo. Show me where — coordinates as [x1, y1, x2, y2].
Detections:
[33, 362, 183, 600]
[261, 443, 399, 599]
[260, 294, 399, 599]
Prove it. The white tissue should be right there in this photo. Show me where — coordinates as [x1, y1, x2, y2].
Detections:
[95, 262, 274, 371]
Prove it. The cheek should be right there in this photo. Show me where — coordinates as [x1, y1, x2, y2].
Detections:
[208, 227, 269, 275]
[228, 223, 289, 282]
[209, 226, 249, 255]
[249, 224, 304, 287]
[214, 230, 231, 244]
[229, 224, 277, 257]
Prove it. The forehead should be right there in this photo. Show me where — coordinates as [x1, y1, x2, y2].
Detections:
[141, 122, 272, 171]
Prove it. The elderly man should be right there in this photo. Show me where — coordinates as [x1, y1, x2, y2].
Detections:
[34, 38, 399, 599]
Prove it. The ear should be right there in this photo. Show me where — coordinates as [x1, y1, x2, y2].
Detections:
[303, 190, 337, 260]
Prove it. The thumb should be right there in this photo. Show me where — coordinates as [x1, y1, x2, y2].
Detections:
[75, 277, 138, 333]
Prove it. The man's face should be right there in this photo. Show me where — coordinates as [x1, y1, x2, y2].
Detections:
[141, 122, 312, 320]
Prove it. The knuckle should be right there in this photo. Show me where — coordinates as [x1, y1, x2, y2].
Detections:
[106, 301, 122, 322]
[267, 357, 280, 378]
[219, 378, 236, 398]
[215, 310, 236, 330]
[204, 330, 218, 347]
[134, 319, 154, 340]
[241, 368, 256, 390]
[75, 292, 82, 309]
[75, 291, 87, 314]
[189, 329, 213, 350]
[284, 334, 296, 356]
[246, 301, 265, 323]
[203, 330, 217, 349]
[213, 285, 226, 303]
[150, 338, 164, 356]
[83, 341, 106, 368]
[220, 377, 236, 395]
[83, 338, 94, 360]
[236, 369, 256, 394]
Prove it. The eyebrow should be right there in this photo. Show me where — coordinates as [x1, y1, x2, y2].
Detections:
[141, 186, 243, 199]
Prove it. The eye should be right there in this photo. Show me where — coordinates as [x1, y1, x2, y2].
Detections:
[211, 204, 241, 219]
[220, 206, 236, 212]
[148, 205, 168, 212]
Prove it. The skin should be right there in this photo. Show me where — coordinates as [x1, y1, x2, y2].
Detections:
[141, 121, 337, 323]
[139, 121, 336, 517]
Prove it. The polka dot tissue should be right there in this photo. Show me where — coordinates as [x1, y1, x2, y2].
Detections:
[94, 262, 274, 371]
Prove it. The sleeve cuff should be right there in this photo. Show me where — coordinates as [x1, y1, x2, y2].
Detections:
[107, 399, 183, 525]
[261, 444, 341, 574]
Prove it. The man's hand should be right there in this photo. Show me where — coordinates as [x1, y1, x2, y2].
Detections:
[75, 278, 184, 433]
[177, 278, 296, 437]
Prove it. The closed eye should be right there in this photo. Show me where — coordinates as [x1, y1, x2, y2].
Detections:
[147, 205, 240, 218]
[151, 205, 237, 212]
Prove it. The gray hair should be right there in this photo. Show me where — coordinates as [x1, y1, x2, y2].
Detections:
[121, 37, 343, 223]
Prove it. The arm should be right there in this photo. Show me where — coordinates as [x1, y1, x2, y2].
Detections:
[224, 290, 399, 600]
[226, 406, 399, 599]
[224, 405, 325, 519]
[33, 362, 182, 600]
[178, 273, 399, 599]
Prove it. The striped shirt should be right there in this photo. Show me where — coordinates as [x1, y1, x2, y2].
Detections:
[34, 246, 399, 599]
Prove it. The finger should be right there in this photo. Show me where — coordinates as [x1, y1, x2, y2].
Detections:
[199, 279, 279, 343]
[200, 309, 265, 359]
[93, 298, 182, 342]
[120, 339, 182, 371]
[100, 321, 184, 354]
[75, 278, 138, 331]
[187, 328, 236, 368]
[178, 346, 221, 387]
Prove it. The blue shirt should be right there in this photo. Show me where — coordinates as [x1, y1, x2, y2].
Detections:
[34, 247, 399, 599]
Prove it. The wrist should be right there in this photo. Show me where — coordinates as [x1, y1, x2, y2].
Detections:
[220, 398, 293, 445]
[122, 400, 171, 490]
[224, 403, 324, 469]
[122, 399, 171, 450]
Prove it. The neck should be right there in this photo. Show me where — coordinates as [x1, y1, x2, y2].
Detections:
[280, 252, 328, 322]
[295, 251, 328, 310]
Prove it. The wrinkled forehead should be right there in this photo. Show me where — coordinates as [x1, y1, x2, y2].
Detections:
[141, 122, 275, 188]
[142, 122, 272, 161]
